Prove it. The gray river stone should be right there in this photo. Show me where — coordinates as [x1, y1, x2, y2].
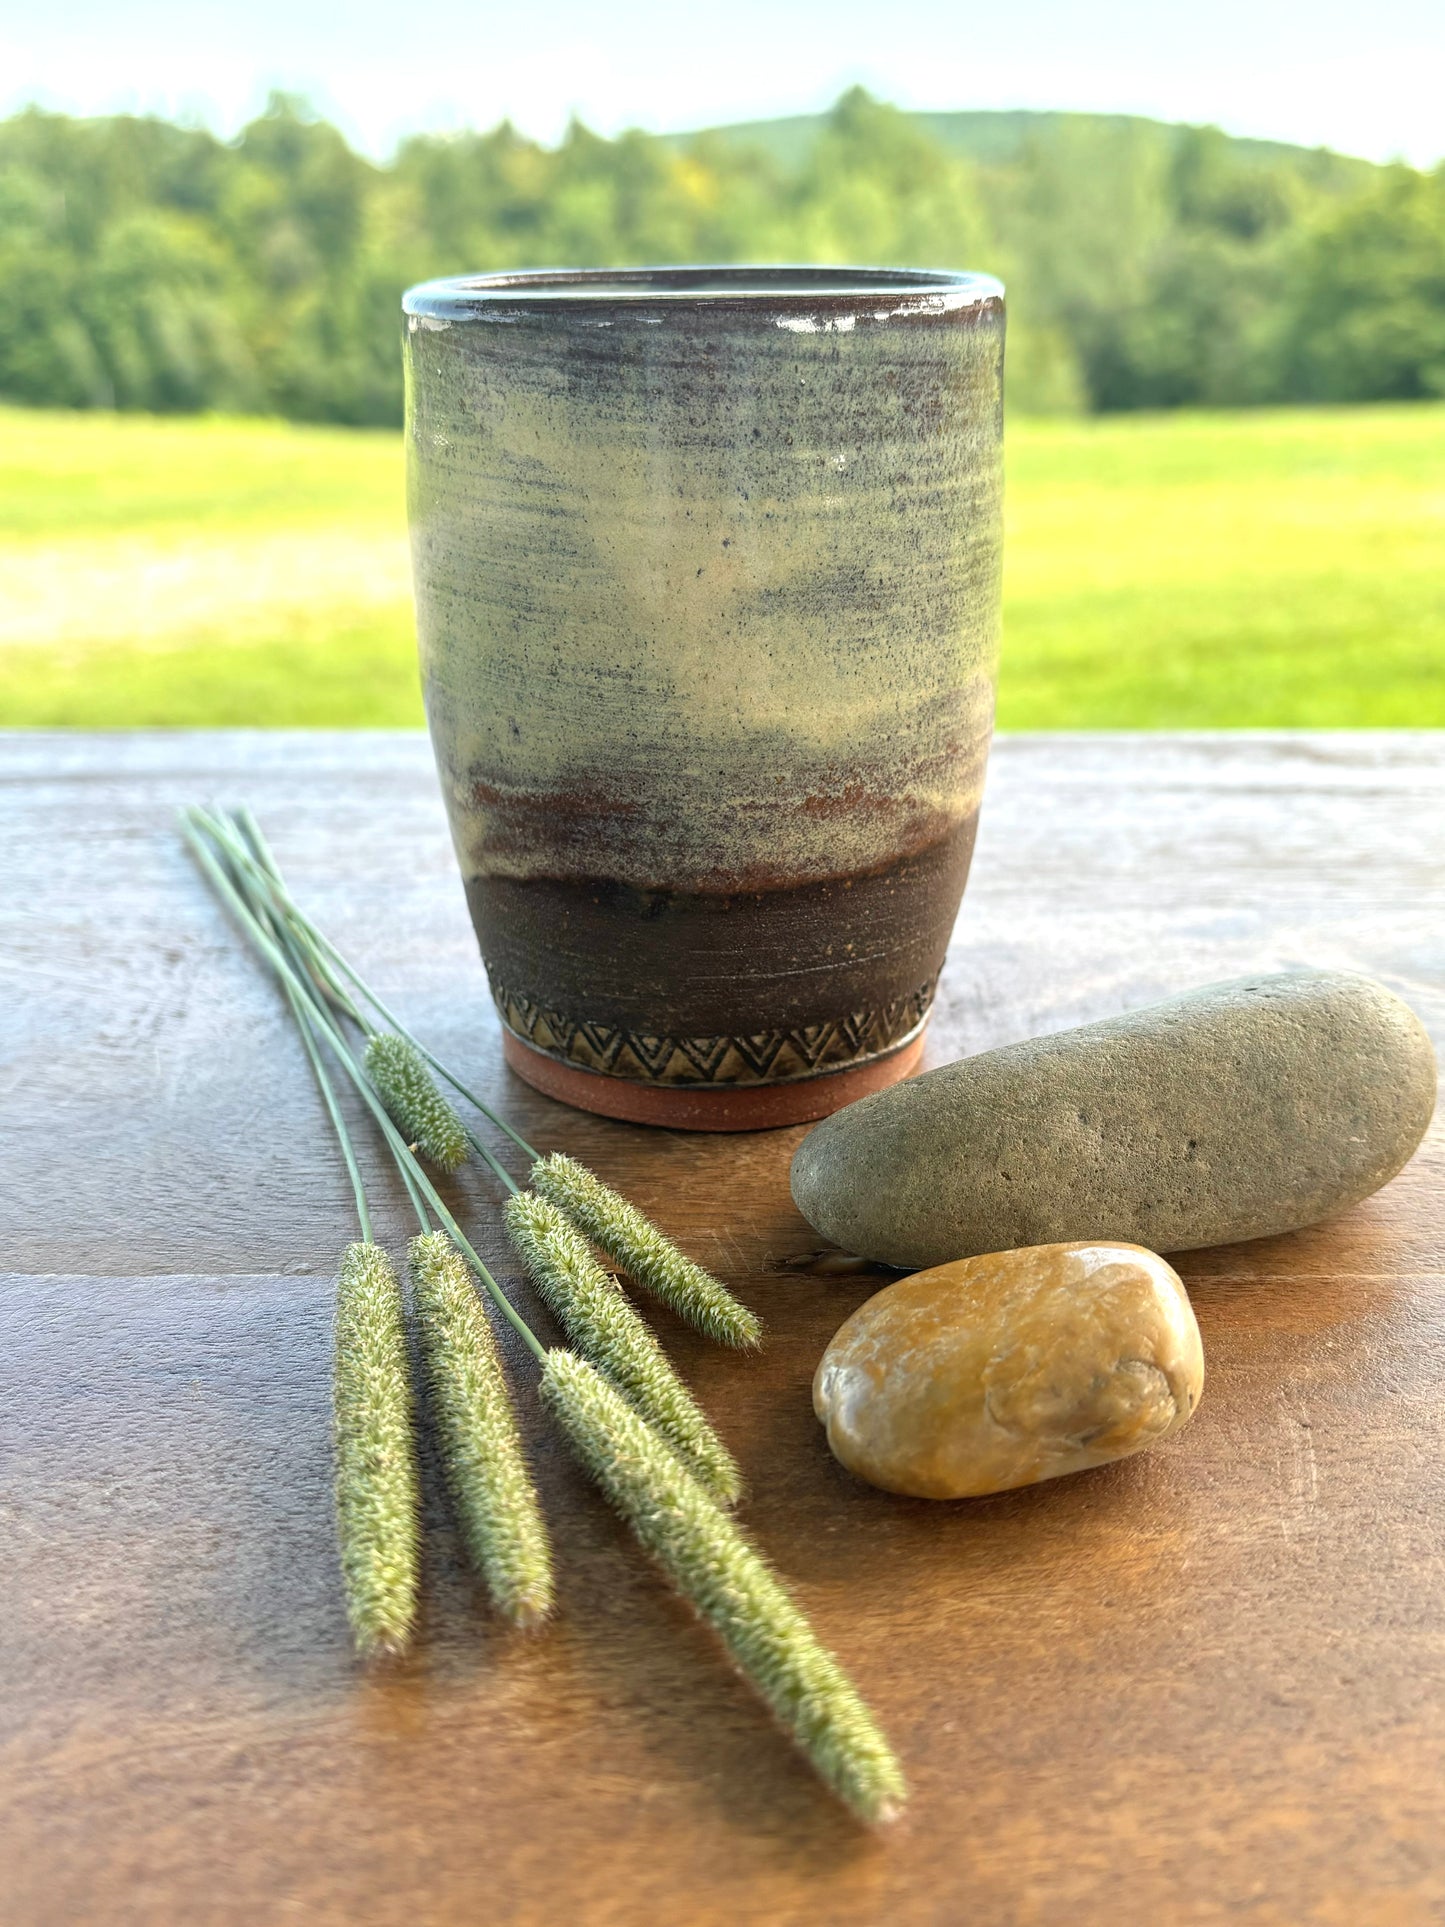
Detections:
[791, 970, 1436, 1268]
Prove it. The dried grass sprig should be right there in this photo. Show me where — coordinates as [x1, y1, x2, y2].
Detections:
[540, 1351, 905, 1825]
[408, 1230, 554, 1627]
[531, 1153, 761, 1350]
[365, 1033, 470, 1173]
[186, 806, 910, 1823]
[334, 1241, 422, 1657]
[505, 1190, 742, 1505]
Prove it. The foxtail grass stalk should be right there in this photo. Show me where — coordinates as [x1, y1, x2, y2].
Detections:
[334, 1240, 422, 1656]
[269, 940, 423, 1660]
[541, 1352, 906, 1825]
[531, 1154, 761, 1350]
[262, 922, 423, 1657]
[409, 1231, 554, 1626]
[365, 1032, 470, 1172]
[505, 1190, 742, 1505]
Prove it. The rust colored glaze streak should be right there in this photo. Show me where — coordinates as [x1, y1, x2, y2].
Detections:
[404, 267, 1005, 1125]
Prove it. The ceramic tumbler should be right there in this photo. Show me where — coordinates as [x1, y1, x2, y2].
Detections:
[404, 266, 1004, 1129]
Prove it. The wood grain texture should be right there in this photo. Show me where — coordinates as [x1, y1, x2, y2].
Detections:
[2, 729, 1442, 1926]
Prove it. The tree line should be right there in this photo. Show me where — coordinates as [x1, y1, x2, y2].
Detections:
[1, 88, 1441, 422]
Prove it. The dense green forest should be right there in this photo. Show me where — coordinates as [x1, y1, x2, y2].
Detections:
[2, 88, 1442, 423]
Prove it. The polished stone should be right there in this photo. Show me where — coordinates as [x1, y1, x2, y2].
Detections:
[813, 1242, 1204, 1499]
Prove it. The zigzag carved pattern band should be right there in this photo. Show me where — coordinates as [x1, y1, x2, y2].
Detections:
[489, 976, 937, 1088]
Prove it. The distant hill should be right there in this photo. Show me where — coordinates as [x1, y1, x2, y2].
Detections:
[672, 106, 1377, 191]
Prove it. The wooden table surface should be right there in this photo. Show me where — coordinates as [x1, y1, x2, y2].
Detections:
[3, 730, 1443, 1926]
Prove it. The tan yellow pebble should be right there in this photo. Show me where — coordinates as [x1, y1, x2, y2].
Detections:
[813, 1242, 1204, 1499]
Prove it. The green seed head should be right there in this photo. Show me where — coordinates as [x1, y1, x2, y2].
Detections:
[541, 1350, 905, 1825]
[408, 1230, 553, 1627]
[531, 1154, 762, 1350]
[505, 1189, 742, 1505]
[365, 1033, 470, 1173]
[333, 1242, 422, 1658]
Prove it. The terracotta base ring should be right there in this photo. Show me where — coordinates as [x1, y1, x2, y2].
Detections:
[501, 1028, 927, 1131]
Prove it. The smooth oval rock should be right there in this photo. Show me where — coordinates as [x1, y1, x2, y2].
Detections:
[813, 1242, 1204, 1498]
[792, 970, 1436, 1269]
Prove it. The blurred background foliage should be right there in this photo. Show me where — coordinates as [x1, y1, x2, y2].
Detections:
[4, 85, 1444, 424]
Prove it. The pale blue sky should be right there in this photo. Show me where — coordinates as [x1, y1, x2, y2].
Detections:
[4, 0, 1442, 165]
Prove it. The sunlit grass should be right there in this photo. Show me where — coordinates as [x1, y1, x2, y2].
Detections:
[1003, 405, 1445, 726]
[1, 401, 1441, 727]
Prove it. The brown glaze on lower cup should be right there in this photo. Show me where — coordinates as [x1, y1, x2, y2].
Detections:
[467, 814, 978, 1036]
[503, 1027, 928, 1130]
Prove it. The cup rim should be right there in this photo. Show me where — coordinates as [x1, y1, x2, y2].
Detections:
[403, 263, 1004, 322]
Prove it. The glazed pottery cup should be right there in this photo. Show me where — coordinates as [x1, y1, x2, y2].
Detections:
[403, 266, 1004, 1130]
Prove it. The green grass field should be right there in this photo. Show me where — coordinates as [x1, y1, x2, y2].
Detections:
[2, 402, 1441, 727]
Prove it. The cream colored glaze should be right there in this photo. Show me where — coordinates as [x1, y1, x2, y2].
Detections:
[408, 311, 1002, 892]
[813, 1242, 1204, 1499]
